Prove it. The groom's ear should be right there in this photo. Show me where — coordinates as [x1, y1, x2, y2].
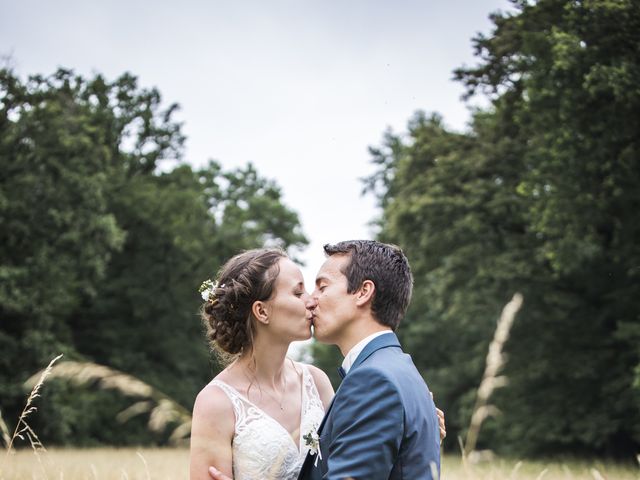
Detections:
[355, 279, 375, 307]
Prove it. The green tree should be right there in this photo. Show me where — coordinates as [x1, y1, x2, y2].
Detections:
[365, 0, 640, 457]
[73, 160, 307, 418]
[0, 68, 308, 445]
[455, 0, 640, 456]
[0, 69, 128, 437]
[364, 110, 540, 453]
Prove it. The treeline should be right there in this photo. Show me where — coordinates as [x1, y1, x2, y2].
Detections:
[317, 0, 640, 458]
[0, 68, 307, 445]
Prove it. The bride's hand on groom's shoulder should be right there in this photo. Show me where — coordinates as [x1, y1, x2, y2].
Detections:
[431, 391, 446, 443]
[208, 466, 232, 480]
[436, 406, 446, 442]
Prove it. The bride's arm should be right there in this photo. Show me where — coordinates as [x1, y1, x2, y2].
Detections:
[189, 384, 234, 480]
[307, 364, 335, 410]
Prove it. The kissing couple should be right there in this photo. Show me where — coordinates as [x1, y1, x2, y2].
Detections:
[190, 240, 444, 480]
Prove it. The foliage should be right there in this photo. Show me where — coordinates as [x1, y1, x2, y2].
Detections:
[365, 0, 640, 457]
[311, 342, 343, 392]
[0, 68, 307, 445]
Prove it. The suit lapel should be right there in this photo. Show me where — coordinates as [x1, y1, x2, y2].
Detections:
[318, 332, 401, 435]
[299, 333, 403, 478]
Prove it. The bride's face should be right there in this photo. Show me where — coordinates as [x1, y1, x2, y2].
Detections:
[264, 258, 314, 342]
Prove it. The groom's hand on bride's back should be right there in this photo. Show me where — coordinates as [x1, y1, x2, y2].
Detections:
[208, 466, 232, 480]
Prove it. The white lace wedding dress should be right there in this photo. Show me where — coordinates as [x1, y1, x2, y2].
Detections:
[212, 363, 325, 480]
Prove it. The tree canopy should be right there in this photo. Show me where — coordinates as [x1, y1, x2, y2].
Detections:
[0, 68, 307, 445]
[348, 0, 639, 457]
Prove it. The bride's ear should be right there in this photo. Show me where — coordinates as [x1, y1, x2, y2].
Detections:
[355, 279, 375, 307]
[252, 301, 270, 325]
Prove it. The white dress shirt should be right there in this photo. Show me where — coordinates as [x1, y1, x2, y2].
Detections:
[341, 330, 393, 374]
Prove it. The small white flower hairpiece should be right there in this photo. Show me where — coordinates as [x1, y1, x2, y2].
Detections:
[198, 279, 224, 303]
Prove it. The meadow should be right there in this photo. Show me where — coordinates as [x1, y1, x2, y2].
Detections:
[1, 448, 638, 480]
[2, 298, 637, 479]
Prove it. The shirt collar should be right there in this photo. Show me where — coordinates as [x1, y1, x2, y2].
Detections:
[341, 330, 393, 374]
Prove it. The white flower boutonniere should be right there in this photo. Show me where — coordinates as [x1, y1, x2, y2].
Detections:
[303, 424, 322, 466]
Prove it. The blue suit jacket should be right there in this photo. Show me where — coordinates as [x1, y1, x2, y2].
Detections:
[298, 332, 440, 480]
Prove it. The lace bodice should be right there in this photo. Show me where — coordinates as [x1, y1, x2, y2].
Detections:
[212, 363, 325, 480]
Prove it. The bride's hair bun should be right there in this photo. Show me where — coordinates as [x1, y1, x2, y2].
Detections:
[201, 248, 286, 356]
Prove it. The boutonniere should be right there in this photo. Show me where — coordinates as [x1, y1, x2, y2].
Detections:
[303, 423, 322, 466]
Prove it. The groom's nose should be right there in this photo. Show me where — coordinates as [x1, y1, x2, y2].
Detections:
[305, 295, 318, 310]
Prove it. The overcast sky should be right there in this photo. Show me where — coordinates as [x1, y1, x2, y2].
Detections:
[1, 0, 511, 289]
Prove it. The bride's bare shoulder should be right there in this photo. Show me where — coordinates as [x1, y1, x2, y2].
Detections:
[192, 367, 244, 424]
[193, 381, 233, 419]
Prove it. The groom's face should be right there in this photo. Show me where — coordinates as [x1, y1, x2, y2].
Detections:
[311, 254, 357, 344]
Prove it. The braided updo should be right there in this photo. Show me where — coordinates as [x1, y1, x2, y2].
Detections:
[201, 248, 287, 357]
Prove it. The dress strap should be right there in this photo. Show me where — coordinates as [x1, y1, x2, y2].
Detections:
[292, 363, 325, 457]
[299, 364, 321, 402]
[211, 379, 250, 432]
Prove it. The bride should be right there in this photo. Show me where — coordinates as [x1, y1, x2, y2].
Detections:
[189, 248, 444, 480]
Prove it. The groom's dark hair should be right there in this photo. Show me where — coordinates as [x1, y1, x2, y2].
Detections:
[323, 240, 413, 330]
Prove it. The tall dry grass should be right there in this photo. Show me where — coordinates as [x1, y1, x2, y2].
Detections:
[1, 354, 63, 479]
[0, 410, 11, 450]
[1, 448, 189, 480]
[463, 293, 523, 460]
[6, 354, 63, 455]
[23, 360, 192, 445]
[0, 354, 194, 479]
[2, 449, 638, 480]
[457, 294, 639, 479]
[1, 308, 639, 480]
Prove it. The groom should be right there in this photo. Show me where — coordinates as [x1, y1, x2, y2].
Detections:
[211, 240, 440, 479]
[296, 240, 440, 479]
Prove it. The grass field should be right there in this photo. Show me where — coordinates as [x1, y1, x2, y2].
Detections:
[1, 449, 638, 480]
[3, 308, 637, 479]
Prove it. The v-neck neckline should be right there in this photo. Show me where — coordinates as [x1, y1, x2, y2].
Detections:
[213, 366, 307, 453]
